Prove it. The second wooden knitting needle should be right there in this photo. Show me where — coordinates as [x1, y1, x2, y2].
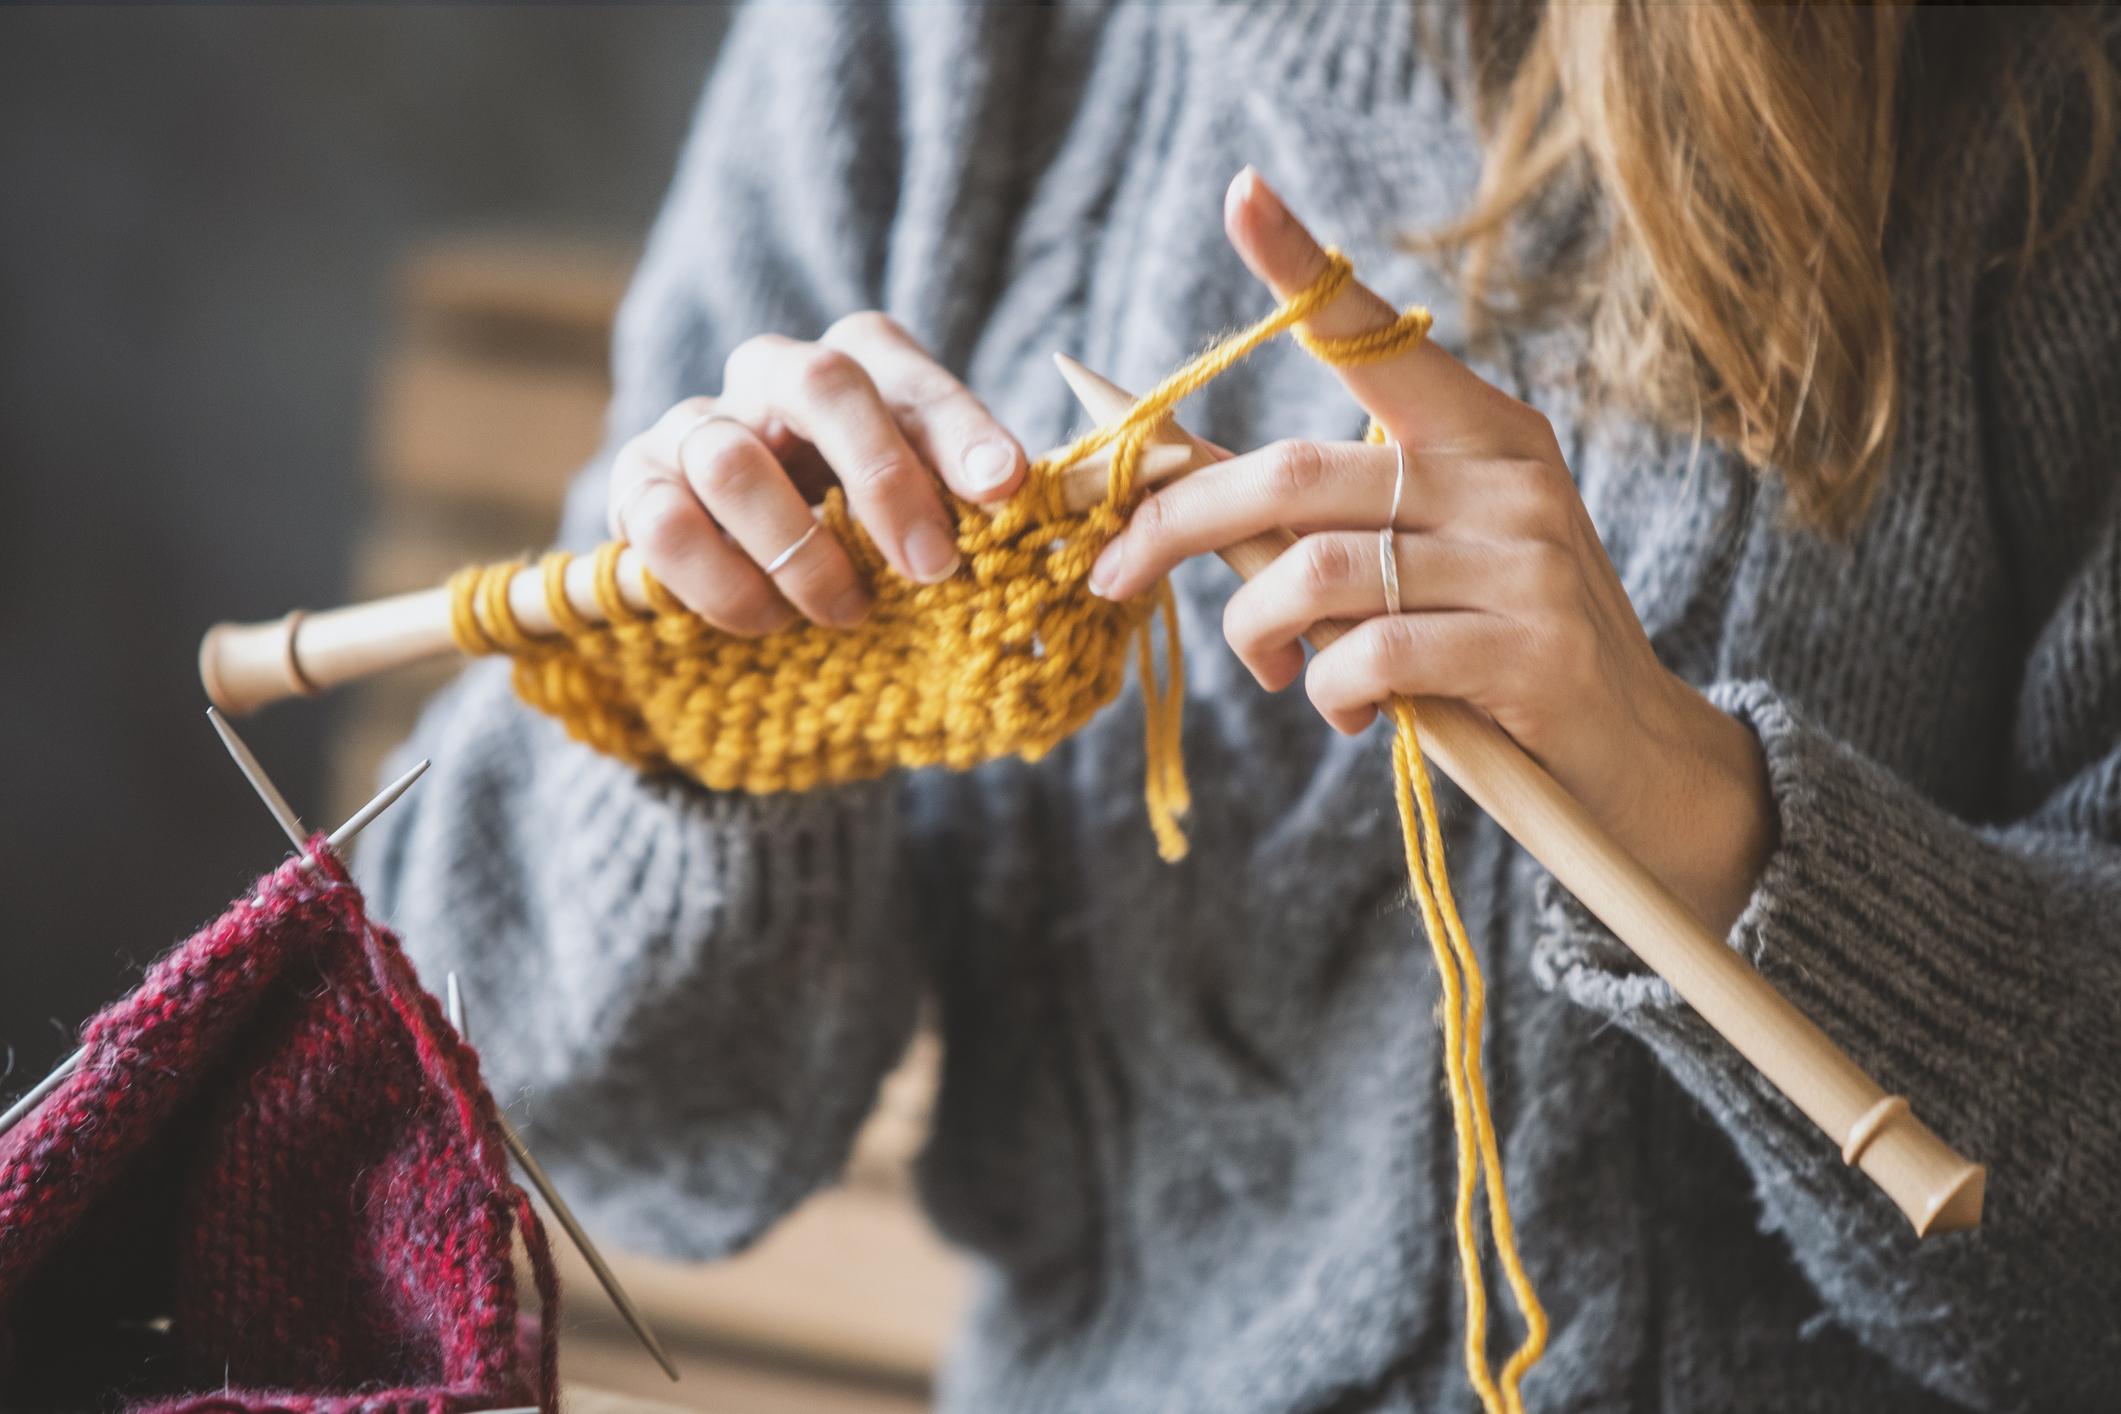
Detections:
[1050, 352, 1984, 1239]
[445, 973, 681, 1383]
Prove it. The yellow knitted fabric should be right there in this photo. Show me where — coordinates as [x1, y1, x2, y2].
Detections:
[448, 250, 1545, 1409]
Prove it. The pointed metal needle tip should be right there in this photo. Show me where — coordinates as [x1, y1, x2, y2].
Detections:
[207, 706, 309, 851]
[443, 979, 680, 1381]
[326, 759, 430, 855]
[0, 1046, 85, 1141]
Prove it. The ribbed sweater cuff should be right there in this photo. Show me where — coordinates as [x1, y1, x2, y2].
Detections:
[1531, 680, 2052, 1192]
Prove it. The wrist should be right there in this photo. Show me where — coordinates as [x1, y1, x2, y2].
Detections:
[1669, 685, 1777, 934]
[1616, 677, 1777, 936]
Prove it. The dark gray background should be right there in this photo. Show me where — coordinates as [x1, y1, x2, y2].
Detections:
[0, 5, 731, 1088]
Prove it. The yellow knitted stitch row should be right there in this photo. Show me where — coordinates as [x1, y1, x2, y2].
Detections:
[449, 252, 1363, 857]
[447, 250, 1545, 1409]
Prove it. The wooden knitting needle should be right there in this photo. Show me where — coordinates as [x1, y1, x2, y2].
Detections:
[198, 441, 1210, 716]
[1052, 353, 1986, 1238]
[0, 730, 433, 1145]
[444, 973, 681, 1383]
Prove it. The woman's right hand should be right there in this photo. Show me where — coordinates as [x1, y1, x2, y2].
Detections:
[607, 312, 1027, 635]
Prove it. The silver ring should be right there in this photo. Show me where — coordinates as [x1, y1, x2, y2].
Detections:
[1381, 440, 1405, 615]
[761, 520, 821, 576]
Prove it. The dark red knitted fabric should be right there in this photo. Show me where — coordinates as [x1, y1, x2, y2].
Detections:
[0, 841, 559, 1413]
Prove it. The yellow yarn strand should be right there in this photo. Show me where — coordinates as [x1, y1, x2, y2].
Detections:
[1391, 698, 1549, 1414]
[447, 251, 1542, 1404]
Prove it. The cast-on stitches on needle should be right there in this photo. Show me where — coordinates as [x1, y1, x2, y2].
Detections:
[448, 250, 1546, 1410]
[0, 847, 561, 1413]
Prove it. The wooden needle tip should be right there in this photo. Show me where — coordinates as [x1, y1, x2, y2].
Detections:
[1052, 352, 1132, 422]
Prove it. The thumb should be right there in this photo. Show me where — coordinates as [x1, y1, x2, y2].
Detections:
[1223, 167, 1496, 448]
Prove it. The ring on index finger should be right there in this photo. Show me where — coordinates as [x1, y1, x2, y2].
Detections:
[1380, 440, 1405, 616]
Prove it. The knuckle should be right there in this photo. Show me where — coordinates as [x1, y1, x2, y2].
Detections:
[1493, 457, 1570, 536]
[1298, 533, 1359, 598]
[1495, 455, 1553, 502]
[723, 333, 791, 384]
[824, 309, 905, 348]
[1127, 490, 1178, 552]
[611, 437, 654, 487]
[1521, 541, 1580, 603]
[689, 434, 765, 502]
[836, 451, 916, 495]
[1360, 619, 1407, 679]
[792, 346, 866, 403]
[1263, 439, 1330, 502]
[624, 485, 699, 559]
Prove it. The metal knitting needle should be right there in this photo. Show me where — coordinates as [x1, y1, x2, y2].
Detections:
[0, 733, 439, 1144]
[445, 972, 680, 1383]
[208, 706, 429, 864]
[208, 706, 308, 851]
[326, 759, 429, 854]
[0, 1046, 84, 1142]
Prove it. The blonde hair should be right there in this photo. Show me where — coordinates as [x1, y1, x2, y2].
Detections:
[1426, 4, 2117, 538]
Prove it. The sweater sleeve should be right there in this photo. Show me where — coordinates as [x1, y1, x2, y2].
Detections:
[1531, 97, 2121, 1412]
[355, 2, 1056, 1260]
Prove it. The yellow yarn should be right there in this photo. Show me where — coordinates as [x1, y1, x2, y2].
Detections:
[449, 250, 1544, 1407]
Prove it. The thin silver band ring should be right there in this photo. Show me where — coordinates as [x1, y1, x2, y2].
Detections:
[761, 520, 822, 576]
[672, 409, 818, 574]
[1380, 440, 1406, 615]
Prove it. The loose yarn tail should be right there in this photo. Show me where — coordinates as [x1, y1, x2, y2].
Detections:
[1390, 702, 1548, 1414]
[1137, 577, 1191, 861]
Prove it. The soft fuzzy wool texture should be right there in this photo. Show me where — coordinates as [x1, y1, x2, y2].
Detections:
[362, 6, 2121, 1412]
[0, 845, 558, 1413]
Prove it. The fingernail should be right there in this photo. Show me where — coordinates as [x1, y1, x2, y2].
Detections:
[828, 587, 869, 628]
[1088, 536, 1123, 598]
[905, 520, 961, 583]
[962, 441, 1016, 493]
[1226, 166, 1258, 221]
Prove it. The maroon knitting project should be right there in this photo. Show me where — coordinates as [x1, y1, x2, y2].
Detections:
[0, 843, 559, 1413]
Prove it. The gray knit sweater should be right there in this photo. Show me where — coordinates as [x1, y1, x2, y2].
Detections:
[359, 7, 2121, 1410]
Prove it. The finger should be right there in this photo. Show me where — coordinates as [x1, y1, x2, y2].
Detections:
[615, 471, 793, 637]
[1302, 610, 1517, 736]
[1222, 531, 1526, 690]
[721, 335, 961, 584]
[674, 415, 870, 629]
[821, 312, 1026, 503]
[1088, 439, 1486, 603]
[608, 397, 716, 543]
[1222, 167, 1536, 454]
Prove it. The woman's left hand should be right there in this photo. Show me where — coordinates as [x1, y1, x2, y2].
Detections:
[1087, 169, 1775, 936]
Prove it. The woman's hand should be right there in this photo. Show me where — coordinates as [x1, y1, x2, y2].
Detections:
[1088, 169, 1775, 935]
[607, 312, 1027, 636]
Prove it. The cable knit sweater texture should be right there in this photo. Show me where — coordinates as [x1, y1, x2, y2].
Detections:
[359, 7, 2121, 1411]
